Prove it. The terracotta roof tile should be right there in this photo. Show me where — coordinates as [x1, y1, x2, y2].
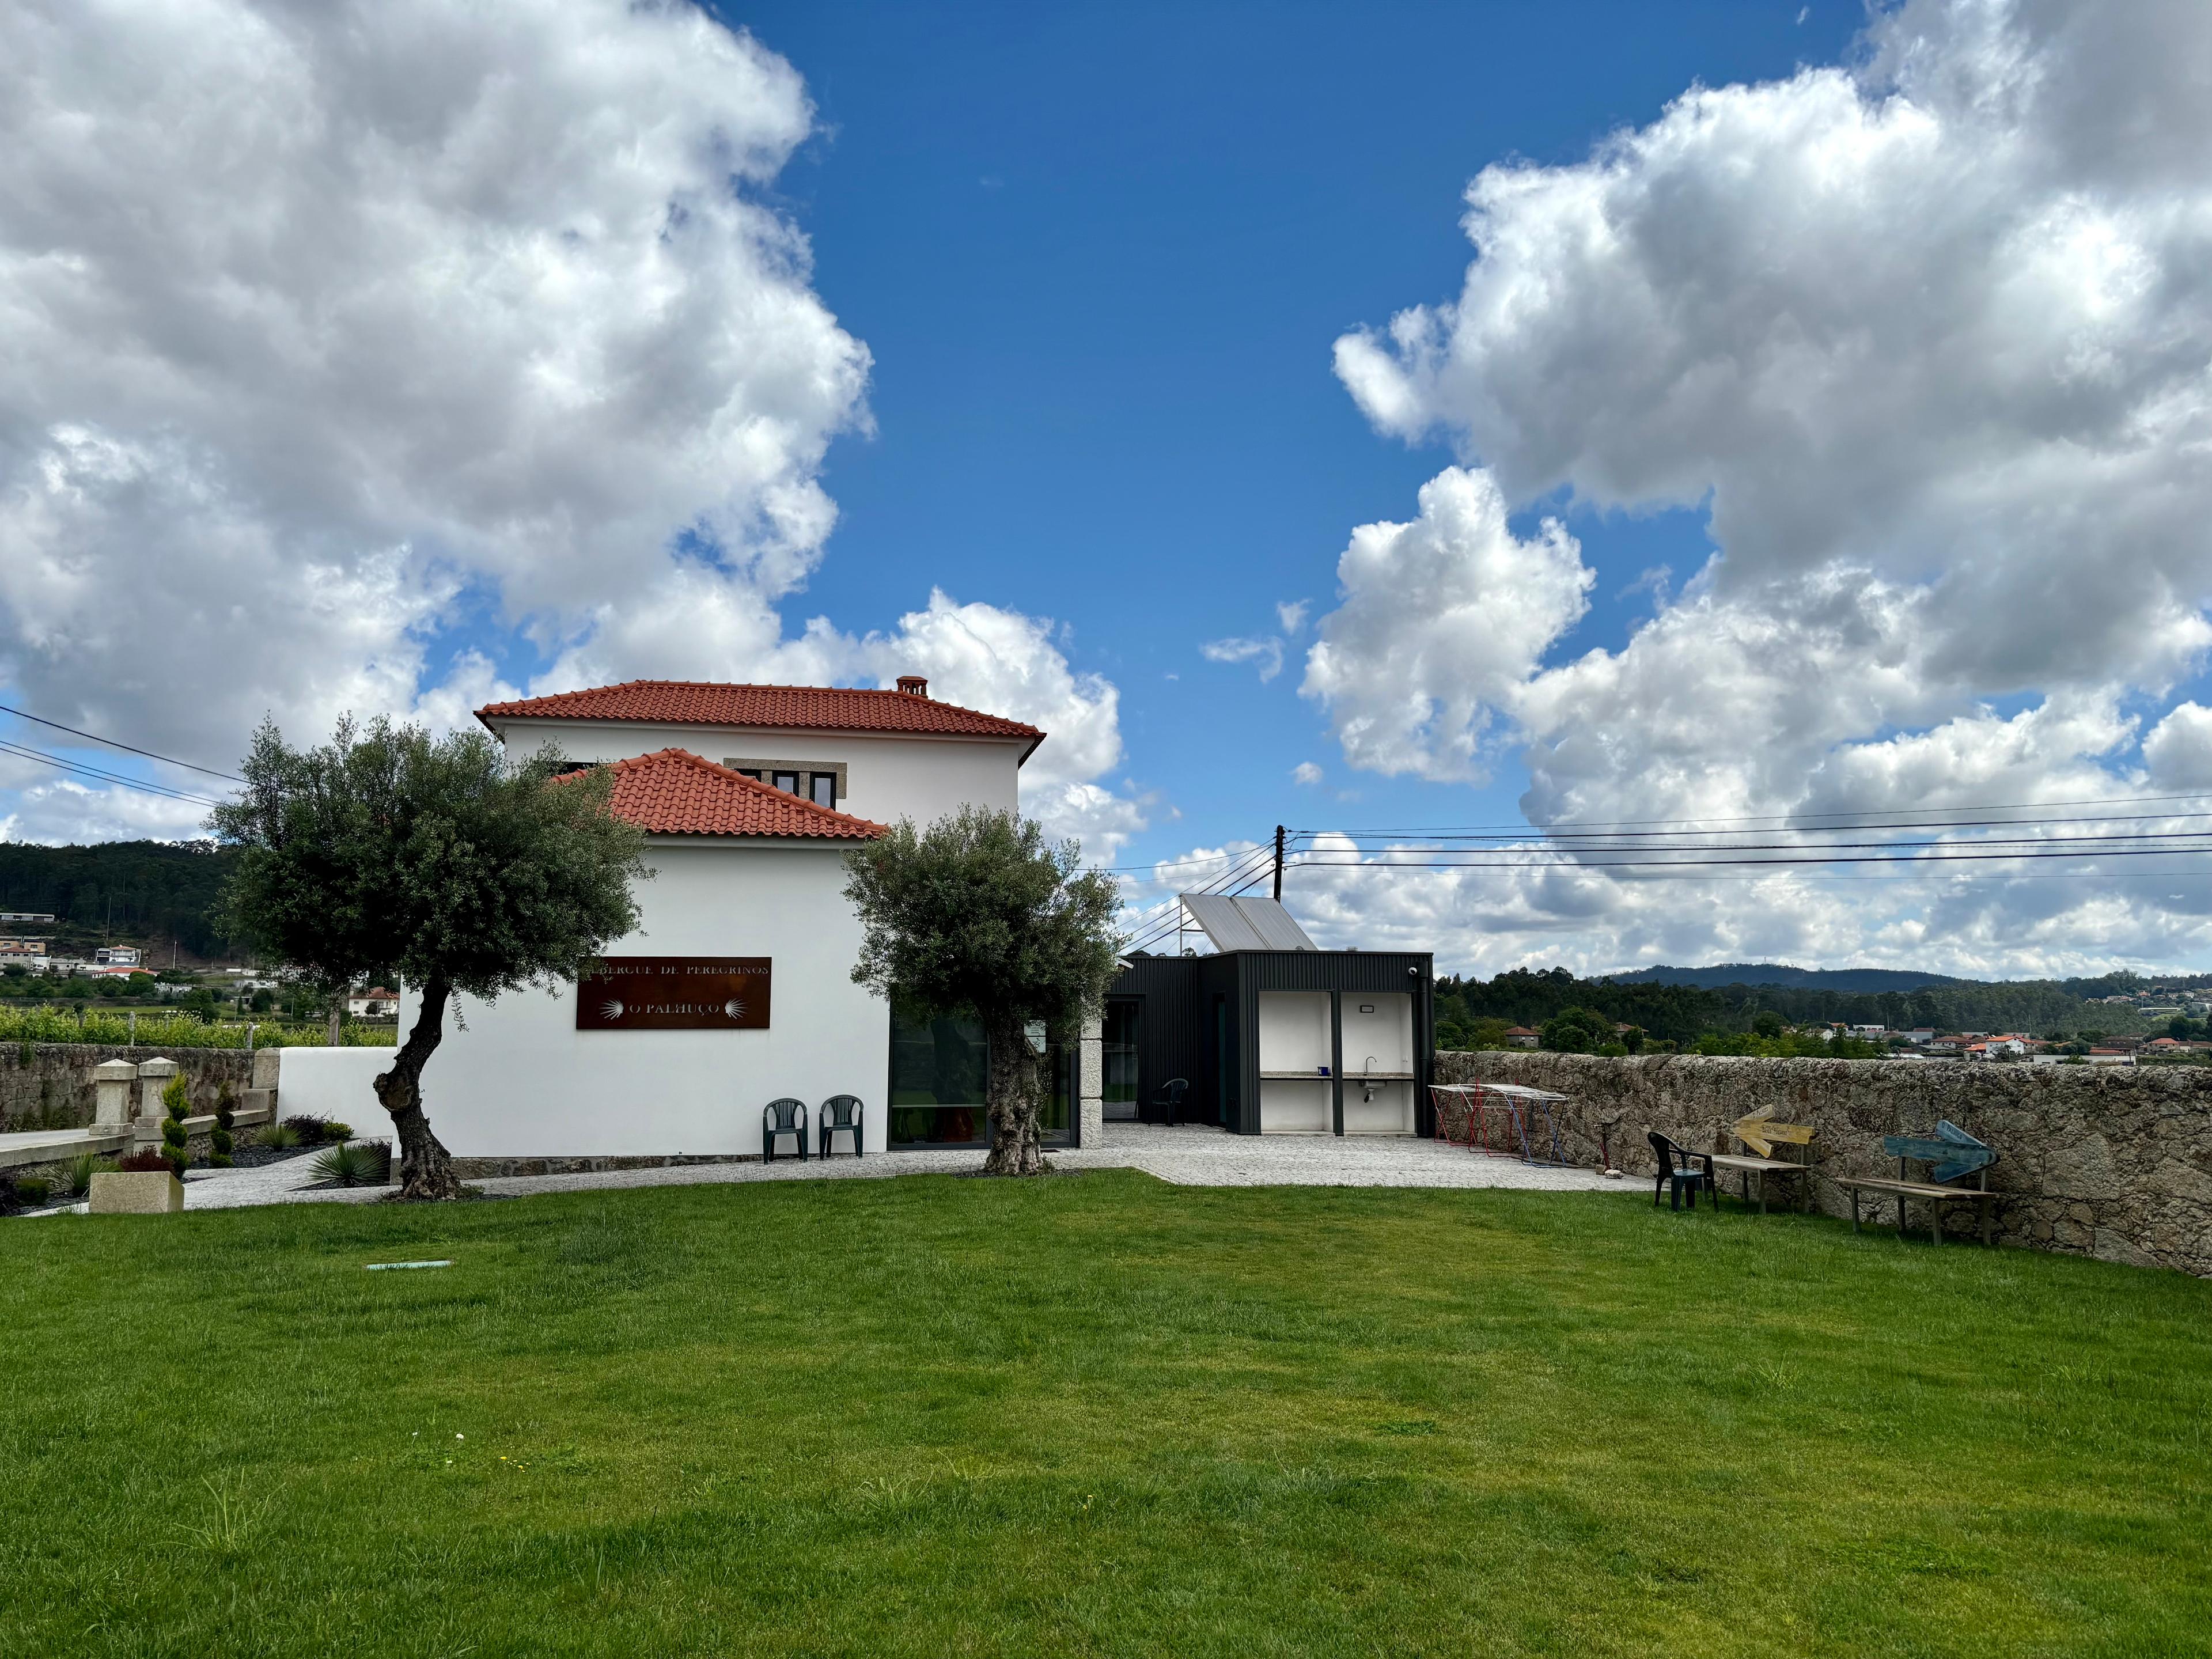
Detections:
[479, 680, 1043, 753]
[575, 749, 887, 841]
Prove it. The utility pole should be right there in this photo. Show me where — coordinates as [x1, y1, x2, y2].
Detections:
[1272, 824, 1285, 901]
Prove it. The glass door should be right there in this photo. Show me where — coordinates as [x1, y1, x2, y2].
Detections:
[886, 998, 1074, 1149]
[1103, 999, 1140, 1120]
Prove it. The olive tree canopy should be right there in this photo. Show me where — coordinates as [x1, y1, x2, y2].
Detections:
[843, 807, 1120, 1176]
[210, 717, 648, 1199]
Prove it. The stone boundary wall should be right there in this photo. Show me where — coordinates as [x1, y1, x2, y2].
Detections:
[0, 1045, 281, 1134]
[1435, 1050, 2212, 1277]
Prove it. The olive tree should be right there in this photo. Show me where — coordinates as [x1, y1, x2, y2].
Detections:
[210, 717, 647, 1200]
[844, 807, 1120, 1176]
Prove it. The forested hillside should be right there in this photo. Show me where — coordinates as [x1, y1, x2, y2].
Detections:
[0, 841, 239, 961]
[1436, 965, 2157, 1046]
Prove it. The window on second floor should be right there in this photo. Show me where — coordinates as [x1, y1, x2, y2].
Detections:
[725, 757, 845, 808]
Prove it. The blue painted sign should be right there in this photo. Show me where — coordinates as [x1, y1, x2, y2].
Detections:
[1881, 1119, 1995, 1184]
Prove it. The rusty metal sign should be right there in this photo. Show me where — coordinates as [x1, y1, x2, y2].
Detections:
[575, 957, 771, 1031]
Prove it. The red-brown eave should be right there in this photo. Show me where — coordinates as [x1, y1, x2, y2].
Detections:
[478, 680, 1046, 764]
[563, 749, 888, 841]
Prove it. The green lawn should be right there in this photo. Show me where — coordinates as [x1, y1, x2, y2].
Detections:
[3, 1173, 2207, 1657]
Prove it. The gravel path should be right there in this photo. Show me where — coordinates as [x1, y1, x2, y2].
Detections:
[104, 1123, 1628, 1210]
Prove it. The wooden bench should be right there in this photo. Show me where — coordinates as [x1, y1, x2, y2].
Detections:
[1829, 1121, 1999, 1247]
[1708, 1108, 1815, 1214]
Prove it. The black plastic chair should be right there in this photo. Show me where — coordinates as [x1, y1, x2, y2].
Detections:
[1152, 1078, 1189, 1123]
[819, 1094, 864, 1158]
[763, 1097, 808, 1163]
[1649, 1131, 1718, 1212]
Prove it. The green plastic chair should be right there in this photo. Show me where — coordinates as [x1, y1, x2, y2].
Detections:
[818, 1094, 865, 1158]
[763, 1097, 808, 1163]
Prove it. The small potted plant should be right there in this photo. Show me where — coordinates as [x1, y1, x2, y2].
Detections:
[91, 1146, 185, 1213]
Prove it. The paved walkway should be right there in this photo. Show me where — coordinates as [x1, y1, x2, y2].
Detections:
[29, 1124, 1629, 1213]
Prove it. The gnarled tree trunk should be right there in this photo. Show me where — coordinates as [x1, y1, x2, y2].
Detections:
[373, 978, 463, 1200]
[982, 1006, 1050, 1176]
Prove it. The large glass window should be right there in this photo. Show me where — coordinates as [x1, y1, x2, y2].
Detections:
[887, 999, 1073, 1149]
[1103, 1000, 1140, 1120]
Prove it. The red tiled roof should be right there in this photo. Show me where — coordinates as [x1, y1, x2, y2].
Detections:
[478, 680, 1043, 753]
[577, 749, 887, 840]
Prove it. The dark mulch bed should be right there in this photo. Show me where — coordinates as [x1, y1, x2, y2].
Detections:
[227, 1140, 325, 1170]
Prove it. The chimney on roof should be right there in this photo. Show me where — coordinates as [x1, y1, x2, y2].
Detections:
[896, 675, 928, 697]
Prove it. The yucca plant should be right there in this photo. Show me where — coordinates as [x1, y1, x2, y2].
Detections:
[160, 1071, 191, 1179]
[310, 1141, 391, 1187]
[260, 1122, 301, 1150]
[65, 1152, 109, 1199]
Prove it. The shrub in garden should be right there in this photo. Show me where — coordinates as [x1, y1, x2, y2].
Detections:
[161, 1071, 191, 1179]
[325, 1122, 353, 1141]
[211, 1081, 236, 1168]
[65, 1152, 110, 1199]
[260, 1122, 301, 1150]
[117, 1147, 171, 1172]
[310, 1141, 390, 1187]
[12, 1176, 50, 1207]
[281, 1113, 332, 1143]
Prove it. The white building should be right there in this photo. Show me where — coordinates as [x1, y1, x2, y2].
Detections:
[94, 946, 141, 966]
[377, 679, 1054, 1162]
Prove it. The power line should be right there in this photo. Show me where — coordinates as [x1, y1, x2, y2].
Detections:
[1119, 840, 1279, 953]
[1310, 808, 2212, 844]
[1289, 845, 2212, 869]
[0, 738, 222, 808]
[1099, 846, 1275, 875]
[1301, 787, 2212, 838]
[0, 701, 244, 783]
[1305, 829, 2212, 857]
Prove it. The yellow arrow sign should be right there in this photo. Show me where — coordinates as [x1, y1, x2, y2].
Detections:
[1733, 1109, 1816, 1158]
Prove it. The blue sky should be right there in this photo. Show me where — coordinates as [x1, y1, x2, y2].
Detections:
[10, 0, 2212, 977]
[707, 0, 1855, 868]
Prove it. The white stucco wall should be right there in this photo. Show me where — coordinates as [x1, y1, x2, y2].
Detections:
[395, 839, 892, 1158]
[275, 1046, 390, 1128]
[491, 718, 1024, 828]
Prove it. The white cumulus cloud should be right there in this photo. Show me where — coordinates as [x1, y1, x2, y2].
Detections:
[0, 0, 1137, 845]
[1302, 0, 2212, 971]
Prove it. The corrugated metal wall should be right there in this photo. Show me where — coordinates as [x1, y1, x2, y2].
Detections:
[1111, 950, 1435, 1135]
[1109, 955, 1205, 1123]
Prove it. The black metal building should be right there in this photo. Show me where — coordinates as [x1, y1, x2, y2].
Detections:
[1103, 897, 1433, 1136]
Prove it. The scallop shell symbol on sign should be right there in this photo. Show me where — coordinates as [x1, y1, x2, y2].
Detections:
[723, 999, 747, 1021]
[599, 999, 626, 1022]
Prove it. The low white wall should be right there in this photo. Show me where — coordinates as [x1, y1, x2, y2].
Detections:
[1261, 1077, 1332, 1134]
[397, 840, 891, 1158]
[276, 1047, 389, 1127]
[1343, 1081, 1414, 1135]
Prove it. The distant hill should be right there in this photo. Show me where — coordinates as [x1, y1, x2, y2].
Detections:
[1612, 963, 1979, 994]
[0, 839, 241, 963]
